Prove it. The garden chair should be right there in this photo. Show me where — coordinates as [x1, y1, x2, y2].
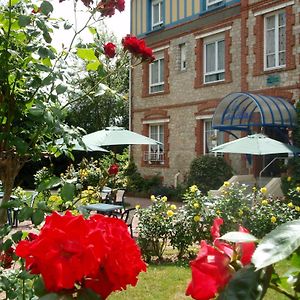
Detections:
[113, 189, 126, 208]
[113, 207, 136, 237]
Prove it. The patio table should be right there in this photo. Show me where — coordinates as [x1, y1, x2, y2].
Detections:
[81, 203, 123, 215]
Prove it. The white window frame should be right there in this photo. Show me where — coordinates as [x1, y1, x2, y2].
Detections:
[203, 119, 224, 155]
[207, 0, 223, 8]
[148, 124, 164, 162]
[203, 34, 225, 84]
[151, 0, 163, 30]
[264, 10, 286, 71]
[149, 54, 164, 94]
[179, 43, 186, 71]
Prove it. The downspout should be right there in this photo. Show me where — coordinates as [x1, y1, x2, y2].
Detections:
[174, 171, 180, 188]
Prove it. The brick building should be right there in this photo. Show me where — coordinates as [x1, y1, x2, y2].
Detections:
[129, 0, 300, 186]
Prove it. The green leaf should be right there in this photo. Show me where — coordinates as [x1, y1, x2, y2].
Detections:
[217, 266, 263, 300]
[40, 1, 54, 15]
[77, 48, 98, 61]
[18, 207, 34, 221]
[2, 239, 13, 251]
[38, 47, 50, 58]
[33, 277, 47, 297]
[86, 60, 101, 71]
[11, 231, 23, 243]
[64, 22, 72, 30]
[37, 176, 61, 192]
[39, 293, 59, 300]
[88, 27, 97, 35]
[77, 288, 100, 300]
[42, 57, 52, 67]
[10, 0, 20, 6]
[61, 183, 75, 202]
[220, 232, 258, 243]
[18, 270, 34, 280]
[32, 210, 44, 225]
[18, 15, 31, 27]
[252, 220, 300, 270]
[56, 84, 67, 95]
[11, 137, 28, 155]
[43, 32, 52, 43]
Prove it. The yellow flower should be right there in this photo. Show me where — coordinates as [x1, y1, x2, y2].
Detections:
[161, 196, 168, 202]
[167, 210, 174, 217]
[271, 216, 277, 223]
[287, 176, 292, 182]
[296, 186, 300, 193]
[260, 187, 267, 194]
[193, 215, 201, 222]
[238, 209, 243, 216]
[135, 204, 141, 209]
[87, 186, 93, 190]
[261, 200, 268, 205]
[288, 202, 294, 208]
[193, 203, 200, 209]
[295, 206, 300, 212]
[252, 186, 257, 192]
[170, 204, 177, 210]
[189, 185, 198, 193]
[223, 181, 230, 188]
[216, 210, 221, 215]
[150, 195, 156, 201]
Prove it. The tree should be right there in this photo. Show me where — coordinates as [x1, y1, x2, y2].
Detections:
[65, 29, 130, 132]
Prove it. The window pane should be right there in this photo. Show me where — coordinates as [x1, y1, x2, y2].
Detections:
[266, 30, 275, 54]
[153, 3, 159, 24]
[266, 15, 275, 30]
[206, 43, 215, 73]
[151, 61, 159, 84]
[279, 27, 286, 51]
[159, 59, 164, 82]
[279, 12, 286, 26]
[267, 54, 275, 68]
[217, 40, 225, 70]
[279, 52, 285, 66]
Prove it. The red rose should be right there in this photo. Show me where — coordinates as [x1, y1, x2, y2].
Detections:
[122, 35, 155, 62]
[97, 0, 125, 17]
[104, 42, 116, 58]
[186, 240, 232, 300]
[186, 218, 256, 300]
[108, 163, 119, 175]
[16, 211, 146, 299]
[116, 0, 125, 12]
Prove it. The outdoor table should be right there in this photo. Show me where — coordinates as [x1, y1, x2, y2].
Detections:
[81, 203, 123, 215]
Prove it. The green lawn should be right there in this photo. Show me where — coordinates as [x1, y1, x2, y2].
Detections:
[109, 262, 292, 300]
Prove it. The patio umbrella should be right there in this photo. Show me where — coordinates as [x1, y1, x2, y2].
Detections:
[82, 126, 161, 147]
[55, 138, 108, 152]
[211, 133, 300, 155]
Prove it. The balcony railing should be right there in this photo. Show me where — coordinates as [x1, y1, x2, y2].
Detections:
[143, 151, 164, 163]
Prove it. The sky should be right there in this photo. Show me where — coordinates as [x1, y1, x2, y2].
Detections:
[52, 0, 131, 48]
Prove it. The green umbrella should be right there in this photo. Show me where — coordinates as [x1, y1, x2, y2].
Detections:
[82, 127, 161, 147]
[211, 133, 300, 155]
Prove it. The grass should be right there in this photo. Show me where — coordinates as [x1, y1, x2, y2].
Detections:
[109, 260, 293, 300]
[109, 263, 192, 300]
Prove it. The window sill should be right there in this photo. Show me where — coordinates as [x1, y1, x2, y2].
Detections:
[142, 90, 169, 98]
[254, 65, 294, 76]
[195, 79, 229, 89]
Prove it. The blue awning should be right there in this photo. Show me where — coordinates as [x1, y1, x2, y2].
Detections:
[212, 92, 297, 131]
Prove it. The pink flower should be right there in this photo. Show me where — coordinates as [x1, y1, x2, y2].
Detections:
[104, 42, 116, 58]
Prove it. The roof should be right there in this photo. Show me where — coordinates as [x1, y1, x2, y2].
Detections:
[212, 92, 297, 131]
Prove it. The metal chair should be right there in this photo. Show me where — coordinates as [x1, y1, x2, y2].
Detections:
[113, 207, 136, 237]
[113, 189, 126, 208]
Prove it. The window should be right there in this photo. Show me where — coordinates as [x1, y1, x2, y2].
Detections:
[179, 43, 186, 71]
[204, 119, 223, 154]
[149, 56, 164, 93]
[152, 0, 163, 30]
[207, 0, 223, 8]
[264, 11, 286, 70]
[204, 36, 225, 83]
[149, 124, 164, 161]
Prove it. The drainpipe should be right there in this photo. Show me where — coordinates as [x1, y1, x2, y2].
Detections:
[128, 54, 132, 158]
[174, 171, 180, 188]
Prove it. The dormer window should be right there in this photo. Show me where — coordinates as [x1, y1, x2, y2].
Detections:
[207, 0, 223, 8]
[152, 0, 163, 30]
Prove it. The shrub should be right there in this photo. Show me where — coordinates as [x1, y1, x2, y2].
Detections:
[187, 156, 232, 194]
[136, 195, 173, 261]
[205, 182, 252, 235]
